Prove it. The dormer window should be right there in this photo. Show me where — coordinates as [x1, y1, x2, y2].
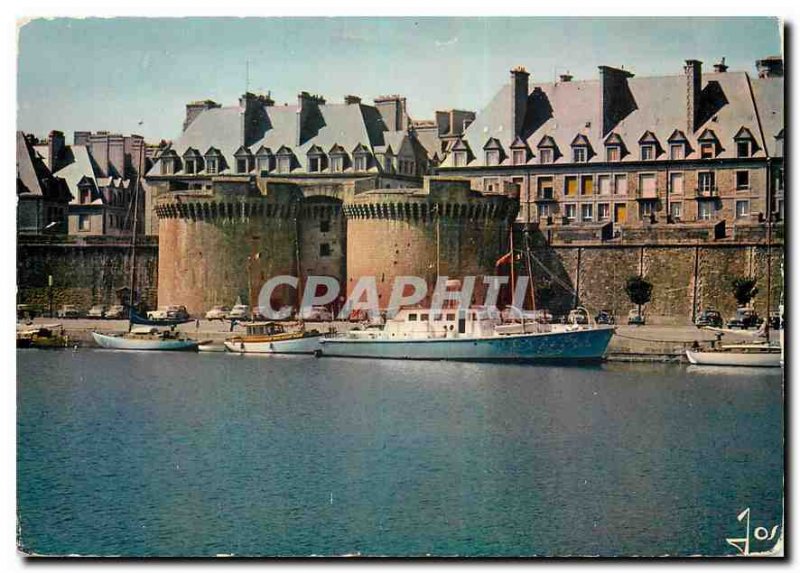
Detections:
[453, 151, 467, 167]
[485, 150, 500, 166]
[509, 136, 528, 166]
[640, 145, 655, 161]
[233, 146, 254, 174]
[669, 144, 685, 160]
[539, 148, 552, 164]
[736, 140, 751, 158]
[734, 127, 758, 158]
[353, 145, 370, 172]
[382, 152, 395, 173]
[700, 143, 715, 159]
[570, 134, 592, 163]
[573, 147, 587, 163]
[275, 146, 295, 174]
[204, 147, 223, 175]
[606, 146, 620, 162]
[512, 149, 526, 165]
[255, 147, 274, 174]
[159, 149, 179, 175]
[183, 149, 202, 175]
[637, 131, 660, 161]
[698, 129, 720, 159]
[307, 146, 326, 173]
[483, 138, 504, 166]
[329, 144, 348, 173]
[603, 133, 626, 162]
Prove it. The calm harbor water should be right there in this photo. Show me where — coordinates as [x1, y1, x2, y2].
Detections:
[18, 349, 783, 557]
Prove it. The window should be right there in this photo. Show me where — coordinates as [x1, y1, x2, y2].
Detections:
[446, 313, 455, 321]
[512, 149, 526, 165]
[573, 147, 587, 163]
[700, 143, 715, 159]
[78, 214, 91, 231]
[80, 187, 90, 204]
[598, 175, 612, 195]
[639, 174, 657, 198]
[538, 203, 552, 219]
[614, 174, 628, 195]
[236, 158, 248, 174]
[320, 220, 331, 233]
[580, 175, 593, 195]
[698, 202, 713, 221]
[598, 203, 610, 221]
[354, 155, 368, 171]
[309, 156, 321, 172]
[331, 156, 344, 173]
[640, 145, 655, 161]
[670, 201, 683, 221]
[277, 156, 291, 174]
[319, 243, 332, 257]
[537, 176, 554, 200]
[581, 203, 593, 222]
[485, 150, 500, 166]
[564, 203, 577, 221]
[453, 151, 467, 167]
[670, 144, 685, 160]
[408, 313, 418, 322]
[669, 172, 684, 194]
[640, 202, 655, 218]
[257, 157, 271, 174]
[737, 140, 751, 158]
[736, 200, 750, 219]
[160, 158, 174, 175]
[698, 171, 716, 193]
[539, 148, 553, 164]
[564, 176, 578, 197]
[484, 178, 499, 193]
[185, 159, 196, 174]
[606, 146, 620, 162]
[206, 157, 218, 174]
[736, 170, 750, 190]
[383, 156, 394, 172]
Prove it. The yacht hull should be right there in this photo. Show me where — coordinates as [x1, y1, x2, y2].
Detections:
[224, 334, 322, 354]
[686, 348, 782, 367]
[319, 326, 615, 362]
[92, 331, 199, 351]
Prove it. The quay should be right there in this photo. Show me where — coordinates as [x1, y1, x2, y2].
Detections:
[16, 318, 764, 363]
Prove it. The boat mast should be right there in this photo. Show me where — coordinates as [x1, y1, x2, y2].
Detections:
[764, 164, 772, 343]
[127, 142, 144, 332]
[524, 225, 536, 311]
[435, 203, 440, 282]
[509, 225, 515, 307]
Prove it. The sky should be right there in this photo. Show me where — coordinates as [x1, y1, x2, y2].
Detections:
[17, 17, 782, 142]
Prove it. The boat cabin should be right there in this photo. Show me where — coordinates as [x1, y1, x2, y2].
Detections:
[244, 322, 287, 336]
[378, 308, 500, 339]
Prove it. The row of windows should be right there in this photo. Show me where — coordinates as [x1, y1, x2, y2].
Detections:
[466, 138, 757, 166]
[167, 153, 405, 176]
[541, 199, 753, 224]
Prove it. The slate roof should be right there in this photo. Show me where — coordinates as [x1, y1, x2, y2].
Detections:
[441, 70, 784, 167]
[17, 132, 70, 201]
[149, 101, 424, 177]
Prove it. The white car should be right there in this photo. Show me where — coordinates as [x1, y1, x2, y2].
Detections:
[205, 306, 230, 321]
[228, 304, 250, 320]
[147, 305, 190, 321]
[87, 305, 106, 318]
[298, 306, 333, 321]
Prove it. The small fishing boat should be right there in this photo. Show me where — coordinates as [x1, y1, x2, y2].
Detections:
[17, 324, 69, 349]
[129, 309, 192, 328]
[319, 307, 615, 363]
[92, 326, 199, 351]
[224, 321, 323, 354]
[686, 343, 782, 367]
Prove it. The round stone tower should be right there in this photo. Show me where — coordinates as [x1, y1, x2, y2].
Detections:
[155, 180, 303, 315]
[342, 178, 518, 306]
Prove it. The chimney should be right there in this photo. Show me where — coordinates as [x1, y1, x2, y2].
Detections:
[756, 56, 783, 78]
[559, 73, 574, 82]
[183, 99, 221, 132]
[46, 130, 65, 172]
[296, 91, 326, 146]
[510, 66, 529, 137]
[713, 57, 728, 73]
[344, 95, 362, 105]
[108, 134, 125, 178]
[599, 65, 635, 136]
[684, 59, 702, 133]
[374, 95, 408, 132]
[73, 131, 91, 146]
[89, 133, 110, 176]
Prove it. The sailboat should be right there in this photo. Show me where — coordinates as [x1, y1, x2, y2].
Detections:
[92, 151, 198, 352]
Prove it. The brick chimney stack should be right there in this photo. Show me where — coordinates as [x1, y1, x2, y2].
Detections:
[374, 95, 408, 132]
[684, 59, 703, 133]
[46, 130, 65, 173]
[510, 66, 530, 137]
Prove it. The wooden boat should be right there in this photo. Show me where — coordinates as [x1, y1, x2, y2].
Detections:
[129, 309, 192, 327]
[224, 322, 323, 354]
[686, 343, 782, 367]
[92, 326, 198, 351]
[17, 324, 69, 349]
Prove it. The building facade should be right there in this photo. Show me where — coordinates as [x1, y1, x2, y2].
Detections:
[16, 131, 72, 234]
[436, 58, 784, 245]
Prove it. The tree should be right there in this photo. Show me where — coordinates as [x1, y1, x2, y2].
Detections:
[731, 276, 759, 307]
[625, 275, 653, 314]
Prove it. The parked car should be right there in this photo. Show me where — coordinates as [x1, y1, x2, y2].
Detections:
[87, 305, 106, 319]
[56, 304, 81, 318]
[205, 305, 230, 321]
[727, 308, 759, 329]
[595, 309, 616, 325]
[299, 306, 334, 321]
[627, 308, 646, 326]
[105, 305, 127, 319]
[228, 304, 251, 321]
[567, 308, 589, 325]
[147, 305, 190, 321]
[695, 308, 723, 328]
